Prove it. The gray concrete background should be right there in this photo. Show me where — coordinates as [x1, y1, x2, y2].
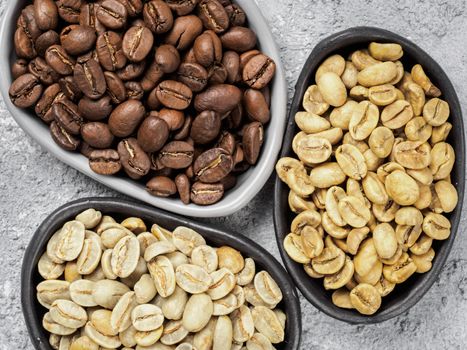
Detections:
[1, 0, 467, 349]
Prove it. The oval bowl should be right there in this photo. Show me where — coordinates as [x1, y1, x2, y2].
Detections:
[22, 197, 301, 349]
[0, 0, 287, 218]
[274, 26, 465, 324]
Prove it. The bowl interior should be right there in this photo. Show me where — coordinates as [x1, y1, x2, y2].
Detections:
[0, 0, 287, 218]
[22, 198, 301, 350]
[274, 26, 465, 324]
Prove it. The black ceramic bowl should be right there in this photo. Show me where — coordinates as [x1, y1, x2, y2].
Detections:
[22, 197, 302, 349]
[274, 26, 465, 324]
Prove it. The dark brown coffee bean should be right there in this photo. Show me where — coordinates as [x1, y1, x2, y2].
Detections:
[225, 4, 245, 26]
[166, 0, 199, 16]
[59, 76, 82, 102]
[17, 5, 42, 41]
[177, 63, 208, 92]
[109, 100, 146, 137]
[158, 109, 185, 130]
[194, 84, 241, 114]
[35, 30, 60, 57]
[193, 30, 223, 68]
[61, 25, 97, 56]
[143, 0, 174, 34]
[80, 3, 106, 34]
[118, 138, 151, 179]
[123, 81, 142, 100]
[140, 61, 165, 92]
[165, 15, 203, 50]
[50, 120, 80, 151]
[80, 141, 96, 158]
[190, 111, 221, 144]
[146, 176, 177, 197]
[222, 51, 240, 83]
[78, 96, 113, 121]
[219, 173, 237, 191]
[174, 115, 193, 140]
[117, 0, 143, 17]
[45, 45, 75, 75]
[147, 88, 161, 110]
[97, 0, 128, 30]
[137, 116, 170, 153]
[155, 45, 181, 74]
[208, 62, 227, 84]
[156, 80, 193, 110]
[159, 141, 194, 169]
[190, 182, 224, 205]
[96, 31, 127, 71]
[175, 174, 191, 204]
[81, 122, 114, 149]
[12, 59, 29, 79]
[14, 27, 36, 59]
[216, 131, 235, 154]
[28, 57, 60, 85]
[105, 72, 127, 103]
[122, 26, 154, 62]
[194, 148, 233, 183]
[243, 122, 263, 165]
[57, 0, 83, 23]
[243, 88, 270, 124]
[197, 0, 229, 33]
[52, 99, 83, 135]
[117, 61, 146, 81]
[77, 50, 100, 65]
[220, 27, 257, 53]
[74, 59, 107, 99]
[34, 0, 58, 31]
[9, 73, 43, 108]
[243, 53, 276, 89]
[89, 149, 122, 175]
[35, 84, 65, 123]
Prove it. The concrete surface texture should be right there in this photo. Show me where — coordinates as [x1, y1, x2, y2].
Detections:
[0, 0, 467, 349]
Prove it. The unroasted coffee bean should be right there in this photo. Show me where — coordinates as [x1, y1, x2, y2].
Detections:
[190, 111, 221, 144]
[137, 116, 170, 153]
[194, 148, 233, 183]
[97, 0, 128, 30]
[165, 15, 203, 50]
[59, 76, 82, 102]
[109, 100, 146, 137]
[244, 89, 270, 124]
[146, 176, 177, 197]
[243, 54, 276, 89]
[156, 44, 181, 74]
[50, 121, 80, 151]
[74, 59, 107, 100]
[177, 63, 208, 92]
[118, 138, 150, 179]
[194, 84, 241, 114]
[78, 96, 113, 121]
[56, 0, 83, 24]
[89, 149, 122, 175]
[159, 141, 194, 169]
[156, 80, 193, 110]
[11, 59, 29, 79]
[45, 45, 75, 75]
[53, 99, 83, 135]
[190, 182, 224, 205]
[175, 174, 191, 204]
[193, 30, 223, 67]
[35, 30, 60, 57]
[9, 73, 43, 108]
[243, 122, 263, 165]
[122, 26, 154, 62]
[61, 25, 97, 56]
[197, 0, 229, 33]
[28, 57, 59, 85]
[143, 0, 174, 34]
[34, 0, 58, 31]
[221, 26, 257, 53]
[81, 122, 114, 149]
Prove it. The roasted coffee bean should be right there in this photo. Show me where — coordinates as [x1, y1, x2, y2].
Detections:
[118, 138, 151, 179]
[146, 176, 177, 197]
[45, 45, 75, 76]
[220, 173, 237, 191]
[89, 149, 122, 175]
[14, 26, 36, 59]
[80, 3, 106, 34]
[11, 59, 29, 79]
[159, 141, 194, 169]
[125, 81, 144, 100]
[118, 0, 143, 17]
[243, 53, 276, 89]
[140, 61, 165, 92]
[194, 148, 233, 183]
[194, 30, 223, 67]
[36, 84, 64, 123]
[78, 96, 113, 121]
[216, 132, 236, 155]
[56, 0, 83, 23]
[197, 0, 229, 33]
[143, 0, 174, 34]
[165, 15, 203, 50]
[17, 5, 41, 40]
[97, 0, 128, 30]
[28, 57, 59, 85]
[137, 116, 170, 153]
[9, 73, 43, 108]
[190, 182, 224, 205]
[52, 99, 83, 135]
[155, 44, 181, 74]
[207, 62, 228, 84]
[158, 109, 185, 131]
[156, 80, 193, 110]
[166, 0, 199, 16]
[174, 115, 193, 141]
[190, 111, 221, 144]
[59, 76, 82, 102]
[81, 122, 114, 149]
[177, 63, 208, 92]
[109, 100, 146, 137]
[223, 51, 240, 83]
[225, 4, 246, 26]
[35, 30, 60, 57]
[96, 31, 127, 71]
[244, 89, 270, 124]
[122, 26, 154, 62]
[175, 174, 191, 204]
[50, 121, 80, 151]
[61, 25, 97, 56]
[194, 84, 241, 114]
[103, 72, 126, 104]
[74, 59, 107, 100]
[243, 122, 263, 165]
[221, 26, 257, 53]
[34, 0, 58, 31]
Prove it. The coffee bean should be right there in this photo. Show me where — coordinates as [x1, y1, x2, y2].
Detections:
[177, 63, 208, 92]
[158, 109, 185, 131]
[74, 59, 107, 100]
[61, 25, 97, 56]
[159, 141, 194, 169]
[45, 45, 75, 75]
[156, 80, 193, 110]
[36, 84, 64, 123]
[125, 81, 144, 100]
[79, 141, 95, 158]
[104, 72, 127, 104]
[225, 103, 244, 129]
[9, 73, 43, 108]
[197, 0, 229, 33]
[118, 0, 143, 17]
[222, 51, 240, 83]
[57, 0, 83, 24]
[97, 0, 128, 30]
[239, 49, 260, 70]
[58, 76, 82, 102]
[12, 59, 29, 79]
[123, 26, 154, 62]
[143, 0, 174, 34]
[81, 122, 114, 149]
[140, 61, 165, 92]
[89, 149, 122, 175]
[155, 45, 181, 74]
[225, 4, 246, 26]
[190, 111, 221, 144]
[194, 148, 233, 183]
[243, 53, 276, 89]
[193, 30, 223, 67]
[78, 96, 113, 121]
[220, 173, 237, 191]
[208, 62, 228, 84]
[28, 57, 60, 85]
[147, 88, 161, 110]
[243, 89, 270, 124]
[35, 30, 60, 57]
[194, 84, 241, 114]
[50, 120, 80, 151]
[243, 122, 263, 165]
[137, 116, 170, 153]
[216, 131, 236, 155]
[220, 27, 257, 53]
[34, 0, 58, 31]
[165, 15, 203, 50]
[17, 5, 42, 40]
[80, 3, 106, 34]
[52, 99, 84, 135]
[146, 176, 177, 197]
[175, 174, 191, 204]
[190, 182, 224, 205]
[14, 26, 37, 59]
[167, 0, 199, 16]
[118, 138, 150, 179]
[174, 115, 193, 141]
[117, 61, 146, 81]
[109, 100, 146, 137]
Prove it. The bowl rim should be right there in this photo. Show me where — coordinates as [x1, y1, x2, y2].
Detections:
[21, 197, 302, 350]
[273, 26, 465, 324]
[0, 0, 288, 218]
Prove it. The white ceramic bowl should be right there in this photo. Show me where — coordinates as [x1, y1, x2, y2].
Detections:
[0, 0, 287, 218]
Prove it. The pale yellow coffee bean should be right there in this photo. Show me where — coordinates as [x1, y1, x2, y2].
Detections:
[430, 142, 455, 180]
[294, 135, 332, 165]
[231, 305, 255, 343]
[150, 223, 173, 241]
[325, 186, 347, 227]
[331, 288, 354, 309]
[357, 61, 397, 87]
[251, 306, 284, 344]
[111, 291, 137, 333]
[410, 234, 433, 255]
[288, 190, 316, 214]
[368, 84, 397, 106]
[338, 196, 371, 228]
[354, 258, 382, 285]
[160, 320, 189, 345]
[294, 111, 330, 133]
[351, 49, 381, 70]
[55, 221, 86, 262]
[135, 326, 163, 347]
[94, 215, 116, 232]
[423, 98, 450, 126]
[300, 226, 324, 259]
[312, 127, 344, 145]
[217, 246, 245, 274]
[64, 261, 81, 283]
[309, 162, 346, 188]
[349, 101, 379, 140]
[275, 157, 304, 183]
[311, 188, 326, 209]
[172, 226, 206, 255]
[317, 72, 347, 107]
[431, 122, 452, 144]
[75, 209, 102, 230]
[423, 212, 451, 240]
[323, 256, 354, 290]
[396, 224, 422, 251]
[397, 71, 414, 92]
[302, 84, 329, 115]
[208, 268, 236, 300]
[346, 178, 370, 208]
[395, 207, 423, 226]
[383, 252, 417, 283]
[330, 100, 358, 130]
[166, 251, 190, 270]
[403, 82, 425, 116]
[405, 117, 432, 143]
[93, 279, 129, 310]
[37, 280, 71, 309]
[43, 312, 77, 336]
[411, 248, 435, 273]
[69, 335, 99, 350]
[147, 256, 176, 298]
[176, 264, 212, 294]
[84, 321, 121, 348]
[90, 309, 117, 337]
[291, 209, 321, 233]
[137, 232, 158, 257]
[303, 262, 324, 278]
[111, 236, 140, 278]
[368, 42, 403, 61]
[353, 238, 378, 277]
[99, 223, 134, 249]
[50, 299, 87, 329]
[393, 141, 431, 170]
[321, 212, 349, 240]
[372, 199, 399, 223]
[191, 245, 218, 273]
[101, 249, 118, 280]
[434, 180, 458, 213]
[246, 332, 273, 350]
[374, 276, 396, 297]
[362, 172, 388, 205]
[77, 238, 102, 276]
[388, 61, 404, 85]
[49, 334, 61, 350]
[68, 279, 96, 308]
[364, 148, 383, 172]
[376, 162, 405, 183]
[346, 227, 369, 255]
[119, 324, 137, 347]
[315, 54, 346, 81]
[411, 64, 441, 97]
[385, 170, 420, 206]
[84, 266, 105, 283]
[181, 293, 213, 333]
[212, 292, 238, 316]
[144, 241, 177, 262]
[193, 318, 216, 350]
[254, 271, 283, 305]
[235, 258, 255, 287]
[341, 61, 358, 89]
[213, 315, 233, 350]
[244, 284, 275, 308]
[342, 132, 369, 154]
[349, 283, 381, 315]
[349, 85, 369, 101]
[345, 277, 358, 290]
[159, 285, 187, 321]
[131, 304, 164, 332]
[283, 233, 310, 264]
[38, 253, 65, 280]
[381, 100, 414, 129]
[335, 144, 367, 180]
[407, 168, 433, 187]
[121, 217, 147, 234]
[373, 223, 398, 259]
[312, 247, 345, 275]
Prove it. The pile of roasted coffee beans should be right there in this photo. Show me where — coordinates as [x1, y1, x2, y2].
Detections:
[9, 0, 276, 205]
[276, 42, 457, 315]
[37, 209, 286, 349]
